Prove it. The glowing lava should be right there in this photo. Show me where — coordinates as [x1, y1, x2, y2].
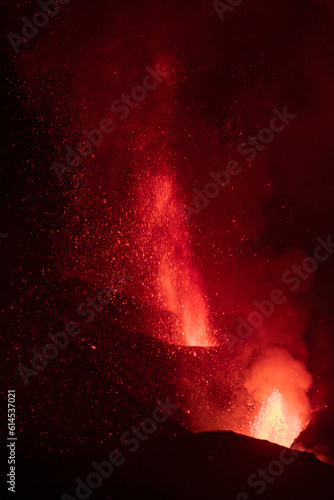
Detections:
[151, 174, 213, 347]
[134, 170, 214, 347]
[251, 389, 304, 447]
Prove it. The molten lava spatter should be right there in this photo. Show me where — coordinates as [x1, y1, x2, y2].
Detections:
[251, 390, 304, 447]
[135, 171, 214, 347]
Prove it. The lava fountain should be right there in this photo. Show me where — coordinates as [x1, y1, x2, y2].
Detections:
[251, 389, 304, 447]
[133, 167, 214, 347]
[245, 348, 313, 447]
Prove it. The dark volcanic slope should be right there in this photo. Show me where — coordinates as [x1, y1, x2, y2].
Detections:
[113, 431, 334, 500]
[1, 277, 333, 499]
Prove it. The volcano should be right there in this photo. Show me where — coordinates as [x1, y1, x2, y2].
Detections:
[1, 277, 334, 499]
[2, 0, 334, 498]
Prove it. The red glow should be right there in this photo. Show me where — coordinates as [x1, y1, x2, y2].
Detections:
[136, 171, 214, 347]
[242, 348, 312, 447]
[251, 389, 305, 447]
